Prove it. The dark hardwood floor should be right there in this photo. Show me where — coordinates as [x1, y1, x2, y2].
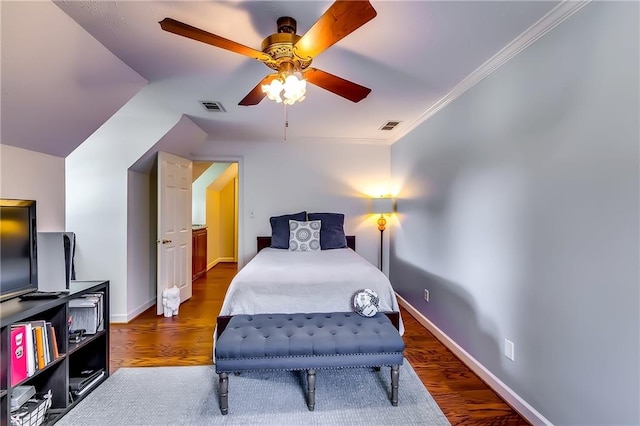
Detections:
[110, 263, 530, 425]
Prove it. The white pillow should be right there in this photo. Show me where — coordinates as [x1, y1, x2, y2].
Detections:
[289, 220, 321, 251]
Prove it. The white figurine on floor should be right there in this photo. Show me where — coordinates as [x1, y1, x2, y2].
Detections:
[162, 286, 181, 317]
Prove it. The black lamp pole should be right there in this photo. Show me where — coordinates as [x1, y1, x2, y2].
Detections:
[377, 214, 387, 271]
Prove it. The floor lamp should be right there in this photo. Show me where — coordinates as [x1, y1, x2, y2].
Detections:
[371, 197, 393, 271]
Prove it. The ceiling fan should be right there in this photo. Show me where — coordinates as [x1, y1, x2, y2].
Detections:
[159, 1, 377, 106]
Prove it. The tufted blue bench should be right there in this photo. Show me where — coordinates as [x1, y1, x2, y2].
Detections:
[214, 311, 405, 415]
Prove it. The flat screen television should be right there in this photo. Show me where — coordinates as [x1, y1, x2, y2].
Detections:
[0, 199, 38, 302]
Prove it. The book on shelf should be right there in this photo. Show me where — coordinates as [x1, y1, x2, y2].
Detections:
[22, 323, 36, 377]
[49, 326, 59, 359]
[32, 325, 46, 370]
[10, 326, 28, 386]
[10, 320, 59, 384]
[15, 322, 40, 377]
[42, 325, 50, 365]
[45, 323, 55, 362]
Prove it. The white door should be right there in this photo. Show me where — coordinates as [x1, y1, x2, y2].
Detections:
[157, 151, 193, 315]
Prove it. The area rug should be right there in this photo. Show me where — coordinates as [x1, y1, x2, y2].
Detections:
[56, 361, 450, 425]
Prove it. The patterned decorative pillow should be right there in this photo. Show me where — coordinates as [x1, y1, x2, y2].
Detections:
[289, 220, 321, 252]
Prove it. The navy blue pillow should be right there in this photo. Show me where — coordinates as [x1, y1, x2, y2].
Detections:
[270, 211, 307, 249]
[307, 212, 347, 250]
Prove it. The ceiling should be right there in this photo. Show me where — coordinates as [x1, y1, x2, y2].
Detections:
[1, 1, 561, 159]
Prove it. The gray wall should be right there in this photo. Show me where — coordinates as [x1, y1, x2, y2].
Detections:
[389, 3, 639, 425]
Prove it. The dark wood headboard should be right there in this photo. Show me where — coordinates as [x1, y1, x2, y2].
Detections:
[257, 236, 356, 252]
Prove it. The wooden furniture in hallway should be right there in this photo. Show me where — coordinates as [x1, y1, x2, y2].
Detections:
[191, 227, 207, 281]
[110, 263, 530, 425]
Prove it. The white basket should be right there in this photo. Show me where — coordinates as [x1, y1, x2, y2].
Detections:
[10, 390, 52, 426]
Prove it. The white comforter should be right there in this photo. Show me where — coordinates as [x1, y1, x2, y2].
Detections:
[218, 248, 404, 334]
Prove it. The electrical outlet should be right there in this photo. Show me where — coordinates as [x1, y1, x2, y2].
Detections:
[423, 289, 429, 302]
[504, 338, 515, 361]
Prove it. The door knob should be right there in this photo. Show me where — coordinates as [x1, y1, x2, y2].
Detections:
[160, 239, 172, 244]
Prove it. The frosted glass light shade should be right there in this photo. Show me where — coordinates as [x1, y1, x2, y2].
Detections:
[262, 79, 284, 103]
[261, 72, 306, 105]
[371, 197, 393, 214]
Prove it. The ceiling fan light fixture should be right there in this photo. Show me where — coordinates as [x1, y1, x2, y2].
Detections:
[262, 71, 306, 105]
[283, 72, 306, 104]
[262, 79, 284, 103]
[161, 1, 376, 106]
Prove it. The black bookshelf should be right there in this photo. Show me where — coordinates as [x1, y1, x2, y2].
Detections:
[0, 280, 109, 425]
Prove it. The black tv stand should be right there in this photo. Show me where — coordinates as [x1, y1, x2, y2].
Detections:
[1, 280, 109, 425]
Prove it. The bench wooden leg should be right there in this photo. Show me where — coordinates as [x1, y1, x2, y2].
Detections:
[391, 365, 399, 406]
[219, 372, 229, 415]
[307, 369, 316, 411]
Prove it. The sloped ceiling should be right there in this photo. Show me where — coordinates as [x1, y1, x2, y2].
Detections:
[0, 1, 147, 157]
[1, 1, 562, 159]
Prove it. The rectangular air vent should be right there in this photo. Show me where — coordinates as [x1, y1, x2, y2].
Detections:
[200, 101, 226, 112]
[380, 120, 401, 131]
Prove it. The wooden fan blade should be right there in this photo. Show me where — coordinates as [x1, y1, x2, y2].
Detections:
[159, 18, 271, 62]
[304, 68, 371, 103]
[294, 1, 377, 60]
[238, 74, 278, 106]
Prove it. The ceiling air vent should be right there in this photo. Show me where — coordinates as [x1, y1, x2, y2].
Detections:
[380, 120, 401, 131]
[199, 101, 226, 112]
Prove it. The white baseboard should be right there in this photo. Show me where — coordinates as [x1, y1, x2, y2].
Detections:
[396, 294, 553, 426]
[110, 314, 128, 323]
[110, 298, 156, 323]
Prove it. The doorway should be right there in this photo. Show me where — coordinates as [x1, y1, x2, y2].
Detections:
[191, 161, 239, 271]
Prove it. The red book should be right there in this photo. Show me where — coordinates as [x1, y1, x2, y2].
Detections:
[10, 325, 28, 386]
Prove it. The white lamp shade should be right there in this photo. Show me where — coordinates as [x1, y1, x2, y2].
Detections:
[371, 197, 393, 214]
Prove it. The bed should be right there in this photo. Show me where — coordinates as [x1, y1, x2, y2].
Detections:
[216, 235, 404, 338]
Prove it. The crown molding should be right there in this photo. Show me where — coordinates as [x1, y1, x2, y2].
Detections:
[391, 0, 591, 145]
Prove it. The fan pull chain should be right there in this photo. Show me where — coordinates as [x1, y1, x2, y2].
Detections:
[284, 104, 289, 141]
